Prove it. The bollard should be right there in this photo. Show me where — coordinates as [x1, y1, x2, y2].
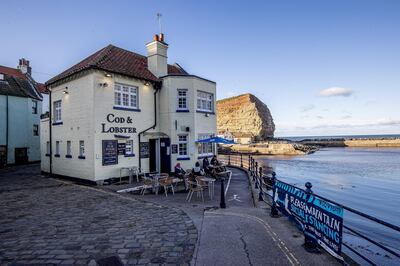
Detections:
[255, 162, 259, 189]
[228, 153, 231, 166]
[248, 155, 251, 171]
[240, 154, 243, 168]
[220, 177, 226, 208]
[303, 182, 319, 252]
[258, 167, 263, 201]
[252, 158, 255, 180]
[270, 173, 279, 217]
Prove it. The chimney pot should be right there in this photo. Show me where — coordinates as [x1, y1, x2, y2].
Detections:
[159, 33, 164, 42]
[153, 34, 159, 41]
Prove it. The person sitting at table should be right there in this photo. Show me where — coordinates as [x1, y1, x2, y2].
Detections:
[203, 157, 211, 173]
[210, 155, 219, 166]
[192, 162, 205, 176]
[174, 163, 186, 179]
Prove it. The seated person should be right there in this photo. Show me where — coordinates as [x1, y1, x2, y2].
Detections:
[210, 155, 219, 166]
[192, 162, 205, 176]
[203, 157, 211, 173]
[174, 163, 186, 179]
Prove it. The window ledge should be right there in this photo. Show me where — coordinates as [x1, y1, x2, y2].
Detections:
[124, 154, 135, 157]
[113, 106, 141, 112]
[177, 157, 190, 161]
[54, 154, 60, 158]
[176, 109, 189, 113]
[45, 153, 50, 157]
[198, 154, 214, 159]
[78, 156, 86, 159]
[65, 155, 72, 158]
[196, 110, 215, 115]
[52, 121, 63, 126]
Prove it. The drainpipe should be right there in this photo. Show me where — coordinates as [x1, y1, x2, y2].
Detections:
[6, 96, 9, 164]
[138, 85, 159, 171]
[49, 89, 52, 174]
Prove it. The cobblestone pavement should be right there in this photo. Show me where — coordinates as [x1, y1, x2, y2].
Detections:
[0, 164, 197, 265]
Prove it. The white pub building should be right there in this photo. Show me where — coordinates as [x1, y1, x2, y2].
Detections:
[41, 33, 217, 182]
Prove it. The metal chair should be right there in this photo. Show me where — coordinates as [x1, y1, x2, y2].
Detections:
[159, 177, 175, 197]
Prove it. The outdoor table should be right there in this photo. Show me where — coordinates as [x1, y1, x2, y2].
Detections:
[120, 167, 142, 184]
[200, 177, 216, 199]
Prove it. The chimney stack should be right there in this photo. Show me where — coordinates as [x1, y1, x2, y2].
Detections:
[146, 33, 168, 78]
[18, 58, 32, 75]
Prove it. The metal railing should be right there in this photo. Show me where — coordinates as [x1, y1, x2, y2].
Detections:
[219, 153, 400, 266]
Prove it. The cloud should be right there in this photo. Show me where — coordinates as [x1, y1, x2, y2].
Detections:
[299, 104, 315, 112]
[317, 115, 324, 119]
[319, 87, 353, 97]
[311, 119, 400, 129]
[341, 115, 352, 119]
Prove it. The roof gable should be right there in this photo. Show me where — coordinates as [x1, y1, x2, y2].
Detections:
[46, 44, 188, 86]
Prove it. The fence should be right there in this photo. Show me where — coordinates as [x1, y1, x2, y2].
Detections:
[218, 153, 400, 266]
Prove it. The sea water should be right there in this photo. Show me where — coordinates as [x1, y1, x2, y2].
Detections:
[256, 147, 400, 264]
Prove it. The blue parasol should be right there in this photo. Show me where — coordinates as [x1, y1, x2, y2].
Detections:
[196, 136, 236, 144]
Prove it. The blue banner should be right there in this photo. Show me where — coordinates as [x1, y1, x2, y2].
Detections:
[273, 180, 343, 260]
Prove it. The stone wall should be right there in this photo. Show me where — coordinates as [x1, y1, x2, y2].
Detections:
[217, 93, 275, 141]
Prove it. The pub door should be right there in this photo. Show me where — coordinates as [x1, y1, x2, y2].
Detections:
[159, 138, 171, 174]
[15, 148, 28, 165]
[149, 139, 158, 173]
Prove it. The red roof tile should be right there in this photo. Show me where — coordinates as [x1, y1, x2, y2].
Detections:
[46, 44, 188, 86]
[0, 65, 27, 80]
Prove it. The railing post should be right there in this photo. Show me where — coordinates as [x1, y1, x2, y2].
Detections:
[255, 162, 259, 189]
[270, 172, 279, 217]
[220, 175, 226, 209]
[240, 154, 243, 168]
[258, 166, 263, 201]
[248, 155, 251, 171]
[228, 152, 231, 166]
[303, 182, 319, 252]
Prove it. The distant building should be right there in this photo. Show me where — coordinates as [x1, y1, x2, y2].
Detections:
[41, 33, 217, 182]
[0, 59, 47, 166]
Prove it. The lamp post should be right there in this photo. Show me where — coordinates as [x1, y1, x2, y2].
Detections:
[220, 175, 226, 208]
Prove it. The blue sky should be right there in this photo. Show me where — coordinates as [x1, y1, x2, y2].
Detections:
[1, 0, 399, 137]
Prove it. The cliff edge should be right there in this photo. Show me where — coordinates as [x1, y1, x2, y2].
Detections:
[217, 93, 275, 141]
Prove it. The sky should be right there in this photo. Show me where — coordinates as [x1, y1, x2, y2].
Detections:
[1, 0, 399, 137]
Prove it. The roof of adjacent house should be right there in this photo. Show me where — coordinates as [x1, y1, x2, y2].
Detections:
[46, 44, 188, 86]
[0, 65, 44, 99]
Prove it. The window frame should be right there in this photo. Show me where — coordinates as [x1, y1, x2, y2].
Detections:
[33, 124, 39, 136]
[55, 141, 60, 157]
[125, 140, 134, 157]
[198, 134, 214, 157]
[177, 134, 189, 159]
[32, 100, 38, 114]
[114, 83, 139, 110]
[196, 91, 214, 113]
[79, 140, 85, 159]
[177, 89, 188, 111]
[66, 141, 72, 158]
[53, 100, 62, 123]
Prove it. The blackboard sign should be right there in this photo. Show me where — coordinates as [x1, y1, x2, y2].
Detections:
[171, 144, 178, 154]
[140, 142, 149, 158]
[102, 140, 118, 166]
[118, 143, 126, 155]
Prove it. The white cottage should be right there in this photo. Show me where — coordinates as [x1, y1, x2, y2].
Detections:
[41, 33, 217, 182]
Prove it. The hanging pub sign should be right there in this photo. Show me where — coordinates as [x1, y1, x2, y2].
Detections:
[102, 140, 118, 166]
[171, 144, 178, 154]
[140, 142, 149, 158]
[117, 143, 126, 155]
[273, 180, 344, 260]
[101, 114, 137, 134]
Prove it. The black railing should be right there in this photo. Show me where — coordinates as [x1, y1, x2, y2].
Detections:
[219, 153, 400, 266]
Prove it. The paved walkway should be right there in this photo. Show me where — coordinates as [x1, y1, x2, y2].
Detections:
[0, 164, 196, 265]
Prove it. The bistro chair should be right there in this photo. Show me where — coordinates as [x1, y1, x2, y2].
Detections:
[141, 178, 155, 195]
[159, 177, 175, 197]
[186, 180, 204, 203]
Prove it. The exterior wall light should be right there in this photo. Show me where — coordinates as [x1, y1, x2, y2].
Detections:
[105, 73, 112, 77]
[144, 81, 150, 86]
[99, 82, 108, 87]
[63, 87, 69, 94]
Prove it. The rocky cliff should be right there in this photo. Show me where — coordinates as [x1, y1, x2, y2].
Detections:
[217, 93, 275, 140]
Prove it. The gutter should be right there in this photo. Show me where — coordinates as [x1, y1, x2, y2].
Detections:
[138, 85, 160, 171]
[6, 96, 8, 164]
[49, 89, 52, 174]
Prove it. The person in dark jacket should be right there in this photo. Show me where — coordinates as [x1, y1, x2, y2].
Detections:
[192, 162, 204, 176]
[174, 163, 186, 179]
[203, 157, 210, 173]
[210, 155, 219, 166]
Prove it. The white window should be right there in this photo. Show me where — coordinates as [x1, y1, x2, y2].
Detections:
[55, 141, 60, 155]
[178, 135, 188, 157]
[32, 100, 38, 114]
[46, 141, 50, 154]
[197, 91, 214, 112]
[114, 84, 138, 109]
[66, 141, 71, 156]
[53, 100, 62, 122]
[198, 134, 214, 156]
[177, 89, 188, 110]
[79, 141, 85, 157]
[125, 140, 133, 156]
[33, 124, 39, 136]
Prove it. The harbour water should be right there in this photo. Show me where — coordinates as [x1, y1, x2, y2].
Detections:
[256, 147, 400, 264]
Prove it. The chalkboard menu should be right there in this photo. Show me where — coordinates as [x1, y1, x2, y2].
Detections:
[171, 144, 178, 154]
[118, 143, 126, 155]
[140, 142, 149, 158]
[102, 140, 118, 166]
